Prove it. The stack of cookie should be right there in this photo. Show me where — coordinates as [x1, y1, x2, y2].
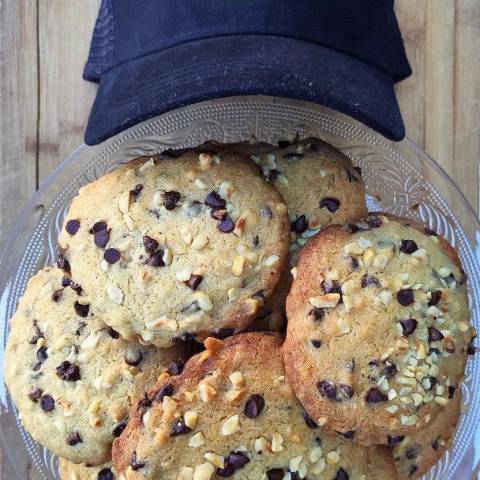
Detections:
[4, 139, 474, 480]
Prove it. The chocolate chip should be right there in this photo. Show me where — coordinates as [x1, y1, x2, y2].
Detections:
[429, 290, 442, 306]
[67, 431, 82, 446]
[428, 327, 444, 342]
[62, 276, 72, 287]
[322, 279, 342, 294]
[154, 383, 174, 403]
[311, 307, 325, 321]
[185, 274, 203, 290]
[75, 321, 86, 336]
[74, 301, 89, 317]
[468, 339, 476, 355]
[266, 469, 285, 480]
[205, 191, 226, 209]
[164, 190, 180, 210]
[348, 256, 359, 270]
[56, 361, 81, 381]
[409, 465, 419, 476]
[278, 140, 291, 148]
[214, 328, 234, 339]
[94, 229, 109, 248]
[172, 332, 196, 343]
[400, 239, 418, 254]
[90, 221, 107, 234]
[146, 250, 165, 267]
[344, 223, 360, 234]
[365, 388, 388, 403]
[338, 430, 355, 440]
[425, 227, 438, 237]
[112, 422, 127, 437]
[267, 168, 280, 181]
[291, 215, 308, 234]
[400, 318, 418, 336]
[302, 410, 318, 429]
[397, 288, 414, 306]
[318, 380, 337, 400]
[448, 385, 457, 399]
[361, 274, 380, 288]
[40, 394, 55, 412]
[36, 347, 48, 363]
[334, 467, 349, 480]
[130, 184, 143, 199]
[28, 387, 42, 402]
[57, 253, 71, 273]
[383, 361, 398, 379]
[366, 215, 382, 228]
[51, 289, 63, 302]
[319, 197, 340, 213]
[339, 384, 354, 399]
[405, 447, 418, 460]
[137, 395, 152, 414]
[104, 248, 121, 264]
[168, 360, 185, 376]
[283, 152, 304, 161]
[65, 219, 80, 236]
[252, 235, 259, 247]
[251, 291, 266, 304]
[311, 339, 322, 348]
[260, 207, 273, 218]
[170, 416, 192, 436]
[130, 451, 145, 471]
[211, 208, 227, 220]
[218, 216, 235, 233]
[143, 235, 159, 254]
[244, 394, 265, 418]
[105, 325, 120, 339]
[97, 468, 114, 480]
[160, 148, 182, 158]
[432, 436, 440, 450]
[387, 435, 405, 447]
[29, 326, 44, 344]
[217, 452, 250, 477]
[70, 282, 83, 295]
[425, 376, 438, 391]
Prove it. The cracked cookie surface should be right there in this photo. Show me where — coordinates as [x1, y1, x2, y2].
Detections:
[284, 213, 473, 445]
[58, 147, 289, 347]
[112, 333, 397, 479]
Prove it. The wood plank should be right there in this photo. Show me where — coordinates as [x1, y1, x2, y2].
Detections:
[37, 0, 100, 182]
[0, 0, 38, 252]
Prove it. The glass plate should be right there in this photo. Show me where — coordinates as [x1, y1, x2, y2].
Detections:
[0, 96, 478, 480]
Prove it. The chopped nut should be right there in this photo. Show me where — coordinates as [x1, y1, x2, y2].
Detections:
[311, 458, 326, 475]
[326, 450, 340, 465]
[193, 463, 215, 480]
[177, 466, 194, 480]
[199, 153, 214, 170]
[192, 234, 209, 251]
[204, 337, 224, 354]
[386, 405, 399, 413]
[184, 410, 198, 429]
[344, 241, 364, 255]
[118, 191, 130, 214]
[263, 255, 280, 266]
[271, 432, 284, 452]
[438, 266, 451, 278]
[343, 295, 354, 312]
[162, 396, 177, 421]
[154, 426, 170, 446]
[309, 446, 323, 463]
[227, 287, 241, 301]
[229, 371, 246, 388]
[309, 293, 341, 308]
[162, 249, 173, 266]
[204, 452, 225, 468]
[189, 432, 206, 448]
[221, 414, 240, 436]
[225, 388, 247, 402]
[88, 399, 101, 414]
[193, 292, 214, 311]
[106, 284, 124, 304]
[341, 279, 358, 295]
[176, 269, 193, 282]
[218, 181, 234, 199]
[198, 382, 216, 403]
[434, 396, 449, 406]
[289, 455, 304, 473]
[146, 316, 178, 332]
[254, 436, 271, 453]
[457, 321, 470, 333]
[89, 416, 102, 427]
[232, 256, 246, 276]
[137, 158, 155, 175]
[317, 416, 328, 426]
[400, 414, 418, 426]
[363, 248, 375, 266]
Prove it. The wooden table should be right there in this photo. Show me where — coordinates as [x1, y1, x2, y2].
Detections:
[0, 1, 479, 478]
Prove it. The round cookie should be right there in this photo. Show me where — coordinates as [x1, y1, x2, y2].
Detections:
[231, 138, 368, 331]
[284, 213, 474, 445]
[4, 266, 192, 465]
[112, 333, 398, 479]
[390, 388, 461, 479]
[59, 458, 116, 480]
[58, 147, 289, 347]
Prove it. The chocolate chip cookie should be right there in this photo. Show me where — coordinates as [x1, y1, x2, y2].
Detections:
[4, 267, 191, 464]
[284, 213, 474, 445]
[59, 458, 116, 480]
[231, 138, 367, 331]
[112, 333, 397, 479]
[390, 387, 461, 479]
[58, 147, 289, 347]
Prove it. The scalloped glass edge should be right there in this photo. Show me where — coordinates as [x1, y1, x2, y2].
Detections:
[0, 96, 478, 480]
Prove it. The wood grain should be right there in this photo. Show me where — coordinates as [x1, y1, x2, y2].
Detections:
[0, 2, 479, 476]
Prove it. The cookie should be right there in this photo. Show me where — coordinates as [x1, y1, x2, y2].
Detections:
[59, 458, 116, 480]
[230, 138, 367, 331]
[112, 333, 398, 479]
[284, 213, 474, 445]
[58, 147, 289, 347]
[4, 267, 191, 464]
[391, 388, 461, 479]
